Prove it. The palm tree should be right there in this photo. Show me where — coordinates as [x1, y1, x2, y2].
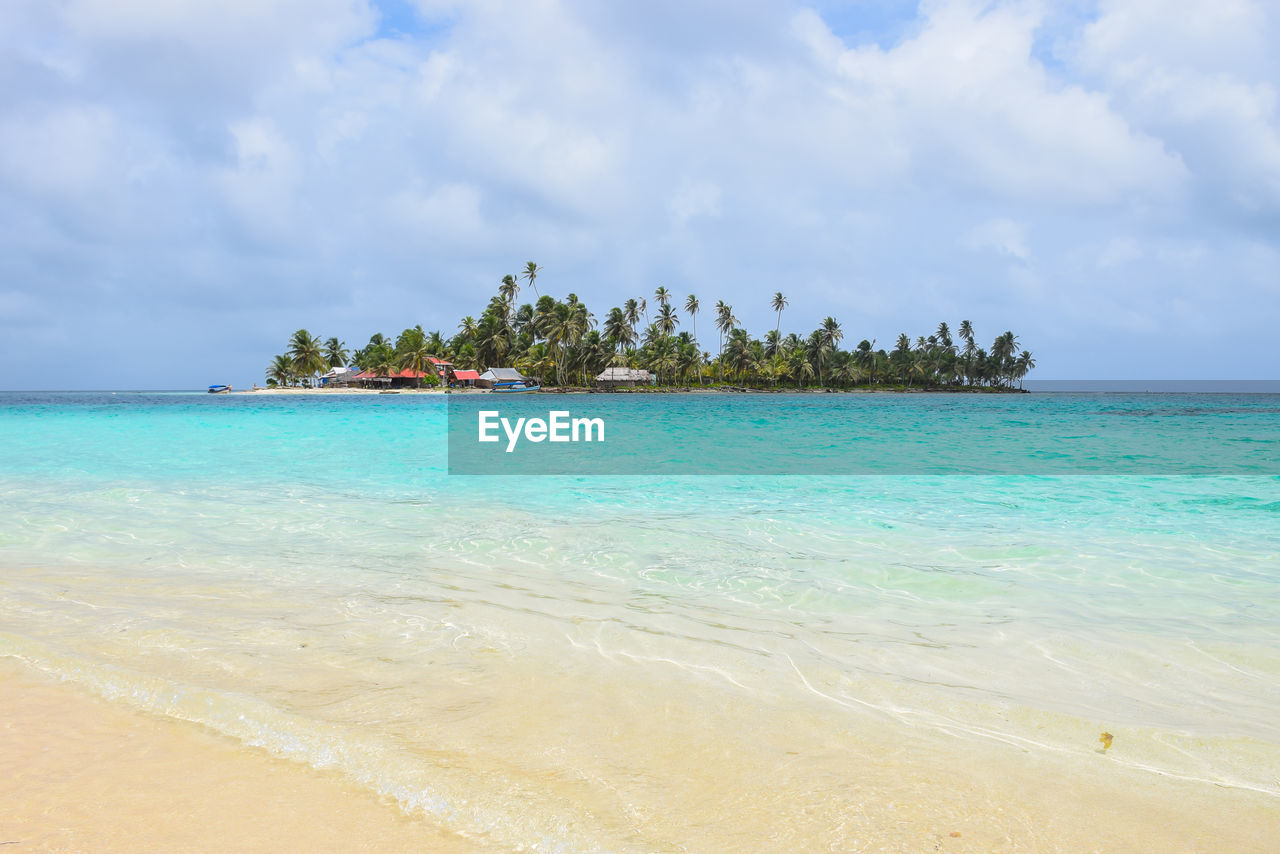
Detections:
[546, 299, 591, 386]
[855, 339, 876, 386]
[714, 301, 737, 383]
[790, 348, 814, 389]
[521, 261, 542, 297]
[935, 322, 953, 352]
[499, 274, 519, 303]
[603, 307, 630, 352]
[288, 329, 325, 386]
[657, 303, 679, 337]
[323, 337, 348, 368]
[623, 299, 640, 344]
[818, 316, 843, 384]
[771, 291, 788, 347]
[958, 320, 977, 384]
[397, 326, 436, 387]
[457, 315, 478, 340]
[267, 354, 293, 387]
[1014, 350, 1036, 390]
[992, 331, 1019, 387]
[684, 294, 701, 384]
[476, 313, 510, 368]
[654, 286, 671, 309]
[675, 340, 701, 385]
[370, 343, 397, 378]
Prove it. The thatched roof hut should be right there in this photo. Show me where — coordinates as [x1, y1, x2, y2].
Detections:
[595, 367, 655, 388]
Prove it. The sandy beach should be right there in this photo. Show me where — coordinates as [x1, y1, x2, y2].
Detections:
[3, 653, 1277, 853]
[0, 659, 480, 853]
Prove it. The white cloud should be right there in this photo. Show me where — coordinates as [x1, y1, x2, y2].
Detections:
[0, 0, 1277, 386]
[1073, 0, 1280, 218]
[965, 218, 1030, 260]
[793, 1, 1187, 206]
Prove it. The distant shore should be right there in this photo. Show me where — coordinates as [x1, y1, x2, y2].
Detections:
[239, 385, 1027, 395]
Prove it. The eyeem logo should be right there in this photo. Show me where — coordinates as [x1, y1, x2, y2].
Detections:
[477, 409, 606, 453]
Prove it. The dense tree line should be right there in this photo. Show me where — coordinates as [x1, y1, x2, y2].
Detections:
[267, 262, 1035, 390]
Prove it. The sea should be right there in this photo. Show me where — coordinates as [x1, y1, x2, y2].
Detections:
[1, 390, 1278, 850]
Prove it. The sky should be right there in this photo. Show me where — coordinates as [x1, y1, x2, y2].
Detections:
[1, 0, 1277, 389]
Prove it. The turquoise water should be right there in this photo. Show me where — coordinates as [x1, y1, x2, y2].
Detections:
[2, 391, 1279, 847]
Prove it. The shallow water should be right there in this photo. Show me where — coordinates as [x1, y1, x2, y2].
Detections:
[1, 391, 1278, 849]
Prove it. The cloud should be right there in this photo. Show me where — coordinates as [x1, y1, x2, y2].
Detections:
[966, 218, 1031, 261]
[0, 0, 1276, 387]
[669, 181, 723, 225]
[1072, 0, 1280, 223]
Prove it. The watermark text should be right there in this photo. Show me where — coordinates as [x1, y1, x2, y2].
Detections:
[477, 409, 605, 453]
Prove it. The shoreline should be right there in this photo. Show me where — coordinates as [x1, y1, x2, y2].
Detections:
[0, 658, 481, 853]
[3, 652, 1276, 852]
[237, 385, 1028, 395]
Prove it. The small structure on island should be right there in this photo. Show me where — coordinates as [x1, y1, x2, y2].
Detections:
[595, 367, 655, 389]
[321, 366, 359, 386]
[428, 356, 453, 384]
[350, 368, 436, 389]
[350, 369, 390, 388]
[450, 369, 481, 388]
[477, 367, 527, 389]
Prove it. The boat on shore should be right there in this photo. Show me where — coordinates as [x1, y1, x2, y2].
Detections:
[492, 381, 540, 393]
[207, 384, 231, 394]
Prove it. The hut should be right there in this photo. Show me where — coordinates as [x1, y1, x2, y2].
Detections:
[321, 366, 359, 386]
[350, 368, 434, 388]
[351, 369, 390, 388]
[595, 367, 655, 389]
[450, 369, 481, 388]
[385, 368, 435, 388]
[477, 368, 527, 389]
[428, 356, 453, 383]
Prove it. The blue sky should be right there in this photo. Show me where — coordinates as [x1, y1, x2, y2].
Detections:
[1, 0, 1277, 388]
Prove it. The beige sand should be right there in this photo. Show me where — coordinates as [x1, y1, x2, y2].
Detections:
[3, 654, 1277, 853]
[0, 659, 482, 853]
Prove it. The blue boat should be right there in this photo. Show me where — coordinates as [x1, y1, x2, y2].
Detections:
[491, 381, 539, 393]
[207, 384, 231, 394]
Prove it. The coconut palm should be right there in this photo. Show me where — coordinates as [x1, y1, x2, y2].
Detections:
[657, 303, 679, 337]
[713, 301, 738, 383]
[457, 315, 478, 341]
[771, 291, 788, 347]
[1014, 350, 1036, 390]
[623, 299, 640, 343]
[267, 354, 293, 387]
[684, 294, 702, 384]
[819, 316, 844, 383]
[603, 307, 630, 352]
[288, 329, 326, 386]
[935, 322, 953, 352]
[654, 286, 671, 309]
[790, 348, 814, 389]
[521, 261, 542, 297]
[323, 337, 348, 368]
[499, 274, 519, 303]
[396, 326, 436, 387]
